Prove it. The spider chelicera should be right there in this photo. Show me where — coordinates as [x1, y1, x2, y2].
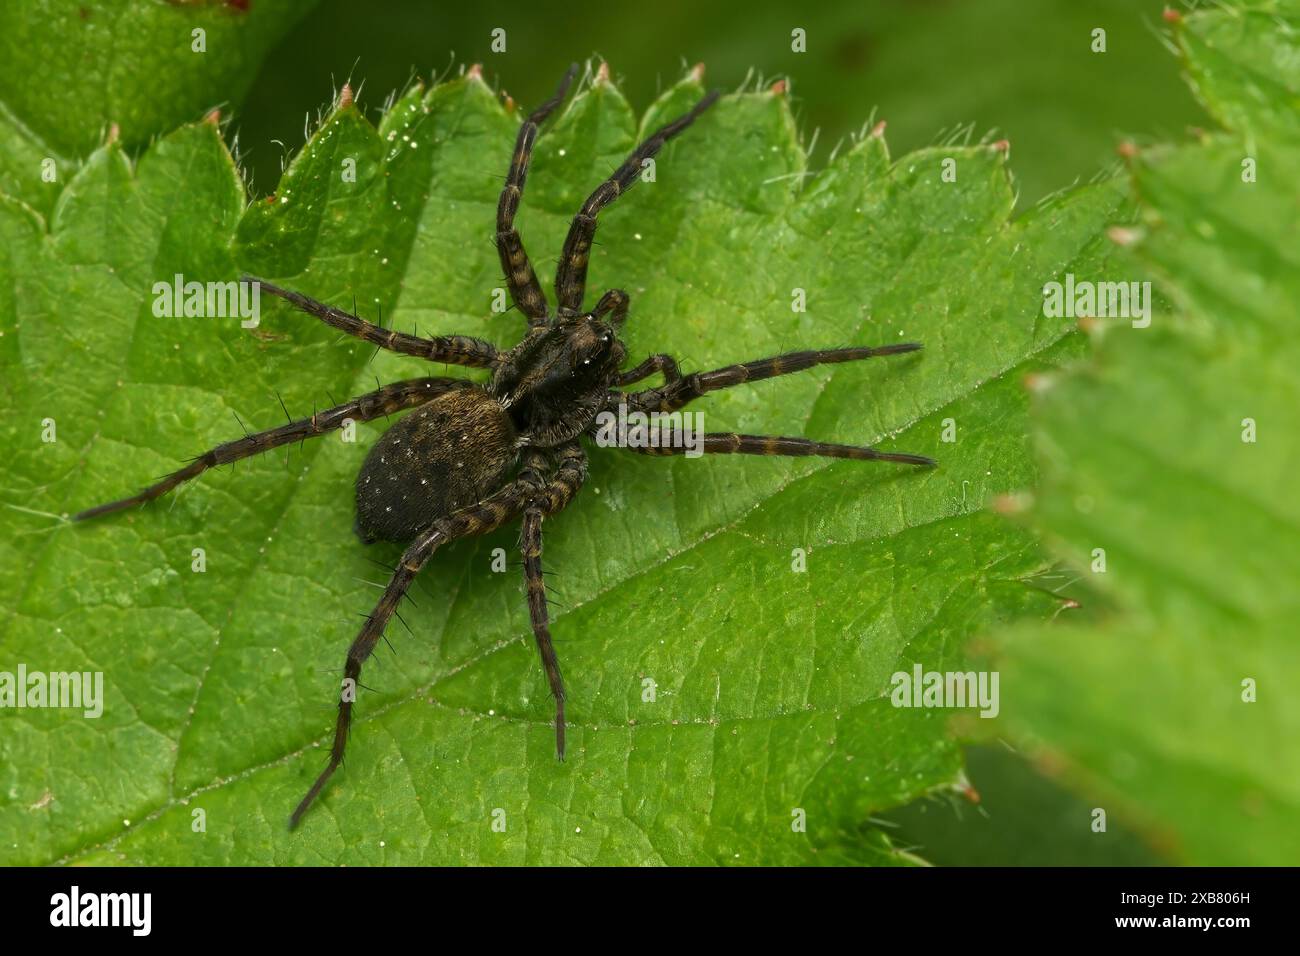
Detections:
[76, 63, 934, 827]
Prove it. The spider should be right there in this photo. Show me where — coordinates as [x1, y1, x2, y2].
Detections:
[75, 64, 934, 828]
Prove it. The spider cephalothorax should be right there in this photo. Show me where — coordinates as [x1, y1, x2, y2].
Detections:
[490, 308, 628, 442]
[76, 63, 933, 828]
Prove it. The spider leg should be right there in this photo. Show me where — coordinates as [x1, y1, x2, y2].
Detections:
[246, 276, 498, 368]
[554, 89, 720, 317]
[621, 432, 935, 466]
[290, 455, 552, 828]
[617, 352, 680, 387]
[622, 344, 922, 412]
[497, 63, 579, 327]
[589, 288, 630, 327]
[74, 378, 469, 521]
[519, 441, 588, 759]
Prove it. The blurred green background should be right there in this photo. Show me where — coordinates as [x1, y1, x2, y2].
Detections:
[238, 0, 1205, 209]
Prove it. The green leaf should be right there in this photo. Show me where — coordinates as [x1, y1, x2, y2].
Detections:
[0, 69, 1127, 865]
[0, 0, 318, 218]
[993, 0, 1300, 865]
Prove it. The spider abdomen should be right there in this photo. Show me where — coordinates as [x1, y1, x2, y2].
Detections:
[354, 388, 518, 543]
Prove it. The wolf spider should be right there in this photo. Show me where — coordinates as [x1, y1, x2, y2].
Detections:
[76, 63, 934, 828]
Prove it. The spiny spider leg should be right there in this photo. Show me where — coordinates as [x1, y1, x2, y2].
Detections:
[75, 378, 470, 521]
[622, 433, 936, 467]
[497, 63, 580, 327]
[519, 441, 588, 759]
[554, 89, 721, 317]
[291, 451, 554, 828]
[246, 276, 498, 367]
[623, 343, 923, 412]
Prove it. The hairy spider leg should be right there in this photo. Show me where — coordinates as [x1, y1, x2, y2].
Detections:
[247, 276, 498, 367]
[622, 344, 924, 411]
[623, 433, 935, 466]
[617, 352, 680, 387]
[74, 379, 470, 521]
[519, 441, 588, 760]
[554, 88, 721, 318]
[496, 63, 580, 327]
